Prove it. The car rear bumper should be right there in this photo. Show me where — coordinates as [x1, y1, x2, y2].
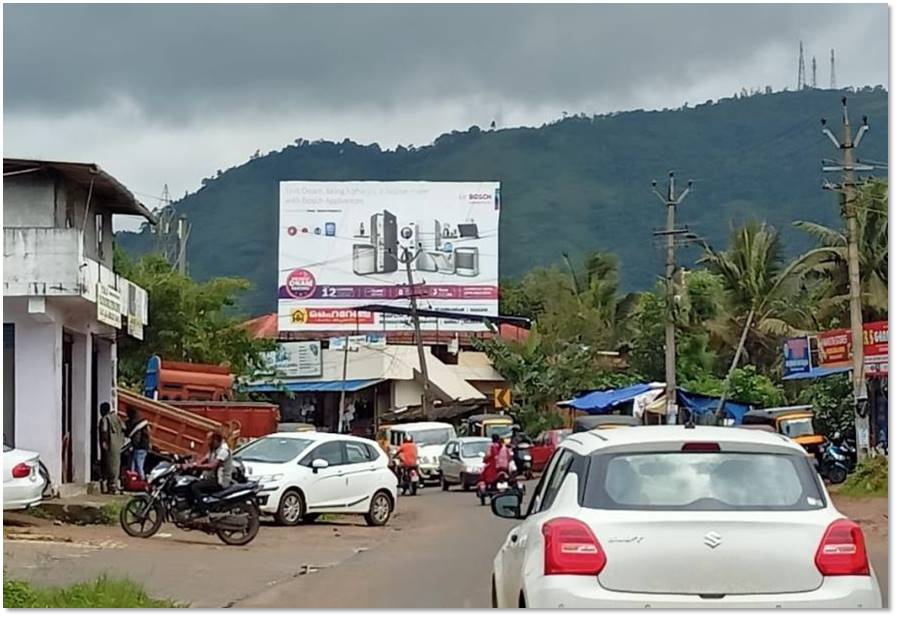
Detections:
[3, 477, 45, 511]
[525, 575, 882, 609]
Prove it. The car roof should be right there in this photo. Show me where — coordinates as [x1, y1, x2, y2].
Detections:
[261, 431, 372, 445]
[559, 425, 803, 455]
[390, 422, 454, 431]
[454, 436, 491, 444]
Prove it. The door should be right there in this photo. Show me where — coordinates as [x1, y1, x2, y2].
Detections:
[3, 324, 14, 447]
[299, 441, 347, 510]
[343, 441, 380, 511]
[440, 441, 460, 482]
[61, 332, 74, 484]
[530, 432, 554, 472]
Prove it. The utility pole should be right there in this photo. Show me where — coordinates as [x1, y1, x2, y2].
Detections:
[821, 97, 873, 459]
[338, 334, 350, 433]
[652, 172, 692, 425]
[400, 246, 432, 420]
[176, 215, 191, 276]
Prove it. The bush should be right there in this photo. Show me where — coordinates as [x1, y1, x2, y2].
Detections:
[796, 374, 854, 441]
[840, 456, 888, 498]
[3, 576, 179, 608]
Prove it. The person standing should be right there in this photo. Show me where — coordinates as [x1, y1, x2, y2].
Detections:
[98, 402, 124, 494]
[125, 407, 151, 481]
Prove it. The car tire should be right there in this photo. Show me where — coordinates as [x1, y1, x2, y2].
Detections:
[460, 473, 471, 491]
[275, 489, 305, 526]
[441, 475, 450, 491]
[364, 491, 392, 526]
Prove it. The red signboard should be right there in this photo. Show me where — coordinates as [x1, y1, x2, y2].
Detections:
[818, 321, 888, 376]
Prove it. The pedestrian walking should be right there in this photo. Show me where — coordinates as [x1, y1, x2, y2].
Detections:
[125, 407, 151, 481]
[98, 402, 124, 494]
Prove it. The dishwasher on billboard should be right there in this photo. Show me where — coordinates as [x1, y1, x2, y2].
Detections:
[277, 181, 500, 333]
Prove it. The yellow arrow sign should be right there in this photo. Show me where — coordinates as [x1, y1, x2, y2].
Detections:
[494, 388, 512, 409]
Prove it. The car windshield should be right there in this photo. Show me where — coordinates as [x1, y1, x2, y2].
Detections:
[485, 424, 513, 439]
[780, 417, 815, 438]
[584, 451, 823, 511]
[408, 428, 453, 447]
[461, 441, 489, 458]
[236, 437, 313, 463]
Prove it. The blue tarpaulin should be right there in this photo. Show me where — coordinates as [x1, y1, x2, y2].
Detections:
[676, 389, 751, 424]
[782, 366, 851, 381]
[564, 384, 657, 414]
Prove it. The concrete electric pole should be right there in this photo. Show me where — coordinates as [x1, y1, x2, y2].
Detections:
[400, 246, 432, 420]
[821, 97, 874, 459]
[652, 172, 692, 424]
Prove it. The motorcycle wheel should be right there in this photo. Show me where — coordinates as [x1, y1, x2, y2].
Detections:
[216, 500, 260, 546]
[827, 466, 848, 485]
[410, 481, 418, 496]
[120, 495, 163, 538]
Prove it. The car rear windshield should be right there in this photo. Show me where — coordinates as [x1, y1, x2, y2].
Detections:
[236, 437, 314, 463]
[583, 451, 824, 511]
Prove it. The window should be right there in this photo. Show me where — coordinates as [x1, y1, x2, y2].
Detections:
[345, 441, 375, 464]
[537, 449, 575, 513]
[583, 452, 823, 511]
[236, 437, 313, 463]
[300, 441, 344, 467]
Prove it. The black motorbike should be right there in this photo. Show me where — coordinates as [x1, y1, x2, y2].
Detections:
[392, 457, 420, 496]
[819, 433, 857, 485]
[476, 470, 524, 506]
[513, 443, 534, 480]
[119, 456, 261, 546]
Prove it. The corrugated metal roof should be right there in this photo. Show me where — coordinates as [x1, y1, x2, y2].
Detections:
[4, 158, 156, 223]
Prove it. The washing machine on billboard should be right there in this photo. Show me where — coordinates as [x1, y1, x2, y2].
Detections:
[352, 244, 376, 275]
[370, 210, 398, 273]
[455, 247, 479, 277]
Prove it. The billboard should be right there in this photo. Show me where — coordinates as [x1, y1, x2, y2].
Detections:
[818, 321, 888, 377]
[278, 181, 500, 332]
[259, 342, 323, 378]
[783, 336, 812, 377]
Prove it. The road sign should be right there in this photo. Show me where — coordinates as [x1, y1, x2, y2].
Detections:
[493, 387, 512, 409]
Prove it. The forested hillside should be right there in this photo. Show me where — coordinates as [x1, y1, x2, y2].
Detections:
[117, 87, 888, 316]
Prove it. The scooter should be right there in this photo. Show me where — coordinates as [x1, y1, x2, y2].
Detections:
[819, 433, 856, 484]
[476, 465, 525, 506]
[513, 443, 534, 480]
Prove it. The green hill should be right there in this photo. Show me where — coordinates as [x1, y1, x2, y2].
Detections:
[117, 87, 888, 316]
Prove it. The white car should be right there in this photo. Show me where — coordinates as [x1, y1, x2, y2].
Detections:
[235, 432, 397, 527]
[3, 444, 46, 511]
[384, 422, 456, 485]
[489, 425, 882, 609]
[439, 437, 490, 491]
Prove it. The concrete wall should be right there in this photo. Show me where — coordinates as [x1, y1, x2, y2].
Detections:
[3, 228, 82, 297]
[3, 173, 55, 228]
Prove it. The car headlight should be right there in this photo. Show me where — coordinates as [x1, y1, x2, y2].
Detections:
[465, 463, 483, 473]
[254, 474, 284, 484]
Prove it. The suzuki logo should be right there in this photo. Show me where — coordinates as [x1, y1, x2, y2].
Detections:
[704, 531, 722, 549]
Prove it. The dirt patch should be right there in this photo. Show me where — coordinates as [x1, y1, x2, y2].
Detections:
[832, 494, 888, 537]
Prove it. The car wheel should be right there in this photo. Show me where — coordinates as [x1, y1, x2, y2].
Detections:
[441, 475, 450, 491]
[364, 491, 392, 526]
[275, 489, 304, 526]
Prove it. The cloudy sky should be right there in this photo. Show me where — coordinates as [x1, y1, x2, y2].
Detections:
[4, 4, 888, 229]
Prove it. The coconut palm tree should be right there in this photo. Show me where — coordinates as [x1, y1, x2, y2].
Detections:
[698, 221, 804, 413]
[793, 180, 888, 324]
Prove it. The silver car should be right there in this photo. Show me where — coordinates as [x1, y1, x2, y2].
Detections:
[439, 437, 490, 491]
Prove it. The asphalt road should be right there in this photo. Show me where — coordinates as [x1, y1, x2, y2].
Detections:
[3, 487, 888, 608]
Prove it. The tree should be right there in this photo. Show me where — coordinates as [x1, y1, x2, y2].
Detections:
[698, 221, 802, 412]
[796, 373, 854, 440]
[114, 247, 275, 388]
[793, 180, 888, 324]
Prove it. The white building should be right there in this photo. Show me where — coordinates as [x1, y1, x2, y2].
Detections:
[3, 158, 154, 490]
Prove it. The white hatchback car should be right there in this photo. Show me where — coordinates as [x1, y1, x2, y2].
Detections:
[3, 444, 46, 511]
[490, 425, 882, 609]
[235, 432, 397, 526]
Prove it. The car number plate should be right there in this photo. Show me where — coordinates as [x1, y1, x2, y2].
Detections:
[496, 482, 508, 490]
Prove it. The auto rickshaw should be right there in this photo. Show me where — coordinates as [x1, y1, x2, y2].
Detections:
[460, 414, 515, 441]
[572, 415, 640, 433]
[741, 405, 825, 459]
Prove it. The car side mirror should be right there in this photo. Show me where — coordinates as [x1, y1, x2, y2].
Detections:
[491, 491, 523, 519]
[311, 458, 329, 473]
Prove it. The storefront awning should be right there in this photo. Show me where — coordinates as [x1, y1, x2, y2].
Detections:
[782, 366, 851, 381]
[244, 379, 384, 393]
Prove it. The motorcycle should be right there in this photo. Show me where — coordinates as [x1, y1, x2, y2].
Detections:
[119, 456, 261, 546]
[392, 457, 420, 496]
[476, 468, 524, 506]
[819, 433, 857, 485]
[513, 442, 534, 480]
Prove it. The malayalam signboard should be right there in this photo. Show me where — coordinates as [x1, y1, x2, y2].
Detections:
[96, 283, 121, 329]
[818, 321, 888, 376]
[261, 341, 322, 378]
[277, 181, 500, 332]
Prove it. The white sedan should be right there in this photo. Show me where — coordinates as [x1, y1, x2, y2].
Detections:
[489, 425, 881, 609]
[3, 444, 46, 511]
[235, 432, 397, 527]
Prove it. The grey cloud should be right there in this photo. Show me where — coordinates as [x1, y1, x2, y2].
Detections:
[4, 4, 888, 122]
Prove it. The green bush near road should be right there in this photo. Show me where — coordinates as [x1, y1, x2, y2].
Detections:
[839, 456, 888, 498]
[3, 576, 179, 608]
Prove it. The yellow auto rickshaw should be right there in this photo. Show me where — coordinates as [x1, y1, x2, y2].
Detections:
[741, 405, 825, 457]
[460, 414, 515, 441]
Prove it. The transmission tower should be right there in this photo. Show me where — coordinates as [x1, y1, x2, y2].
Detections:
[811, 56, 817, 88]
[830, 49, 837, 89]
[797, 41, 806, 90]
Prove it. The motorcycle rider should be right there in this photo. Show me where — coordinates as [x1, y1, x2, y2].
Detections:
[396, 433, 419, 479]
[182, 430, 234, 514]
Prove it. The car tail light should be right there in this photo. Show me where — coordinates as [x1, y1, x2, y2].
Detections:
[681, 442, 721, 452]
[815, 519, 870, 576]
[11, 462, 31, 478]
[542, 517, 606, 576]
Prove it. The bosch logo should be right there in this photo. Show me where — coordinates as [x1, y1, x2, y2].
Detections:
[468, 193, 492, 201]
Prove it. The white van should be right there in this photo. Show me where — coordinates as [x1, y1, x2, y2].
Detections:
[386, 422, 456, 485]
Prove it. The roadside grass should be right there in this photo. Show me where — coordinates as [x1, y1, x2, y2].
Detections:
[834, 456, 888, 499]
[97, 502, 124, 525]
[3, 576, 180, 608]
